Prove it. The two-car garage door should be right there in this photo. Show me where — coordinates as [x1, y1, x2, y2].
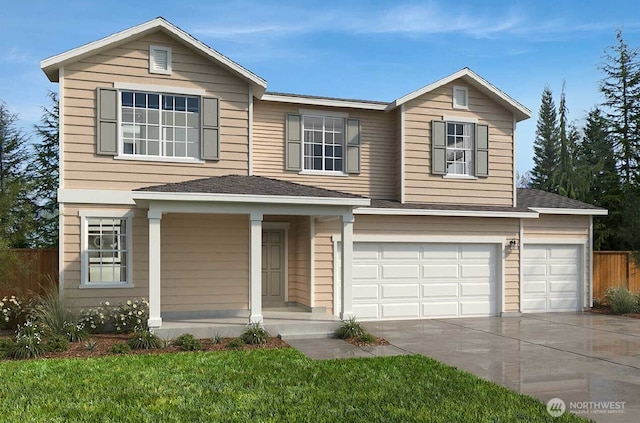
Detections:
[351, 243, 498, 321]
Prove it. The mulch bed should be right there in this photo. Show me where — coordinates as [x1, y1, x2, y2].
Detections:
[346, 336, 389, 347]
[588, 306, 640, 319]
[0, 333, 289, 361]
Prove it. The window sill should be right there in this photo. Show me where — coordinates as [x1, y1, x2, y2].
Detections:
[443, 174, 478, 180]
[80, 282, 134, 289]
[299, 170, 349, 177]
[114, 155, 205, 165]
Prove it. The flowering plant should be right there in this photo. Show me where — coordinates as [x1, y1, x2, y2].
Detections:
[0, 295, 27, 331]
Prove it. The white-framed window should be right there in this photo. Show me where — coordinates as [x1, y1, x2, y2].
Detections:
[149, 45, 172, 75]
[80, 211, 133, 288]
[120, 91, 200, 159]
[446, 122, 475, 176]
[302, 115, 345, 172]
[452, 86, 468, 109]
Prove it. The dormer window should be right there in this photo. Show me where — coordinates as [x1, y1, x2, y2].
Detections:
[149, 45, 172, 75]
[452, 86, 468, 109]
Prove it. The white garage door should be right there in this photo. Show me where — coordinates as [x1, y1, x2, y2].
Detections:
[522, 244, 580, 313]
[351, 243, 497, 320]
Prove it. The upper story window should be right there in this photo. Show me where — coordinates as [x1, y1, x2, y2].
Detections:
[446, 122, 474, 176]
[121, 91, 200, 159]
[149, 45, 172, 75]
[452, 86, 468, 109]
[303, 115, 344, 172]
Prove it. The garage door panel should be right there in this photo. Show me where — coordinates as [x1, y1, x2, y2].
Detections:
[353, 264, 378, 280]
[381, 284, 420, 299]
[461, 246, 493, 259]
[381, 244, 419, 259]
[422, 283, 458, 297]
[422, 302, 459, 318]
[422, 264, 458, 279]
[421, 245, 459, 259]
[381, 264, 420, 279]
[460, 282, 491, 297]
[354, 243, 379, 259]
[353, 304, 379, 320]
[522, 244, 579, 313]
[461, 264, 492, 278]
[353, 284, 379, 300]
[461, 301, 492, 316]
[381, 303, 420, 319]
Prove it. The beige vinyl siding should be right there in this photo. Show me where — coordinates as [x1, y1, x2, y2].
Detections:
[253, 101, 398, 199]
[523, 214, 591, 306]
[403, 81, 514, 206]
[161, 214, 248, 312]
[61, 205, 149, 310]
[287, 217, 311, 307]
[312, 215, 521, 315]
[396, 108, 403, 200]
[63, 31, 249, 191]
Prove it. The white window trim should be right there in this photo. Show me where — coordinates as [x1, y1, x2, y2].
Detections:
[79, 210, 134, 289]
[443, 115, 477, 124]
[444, 120, 475, 177]
[443, 174, 478, 180]
[452, 86, 469, 110]
[149, 45, 172, 75]
[300, 114, 347, 174]
[116, 88, 204, 164]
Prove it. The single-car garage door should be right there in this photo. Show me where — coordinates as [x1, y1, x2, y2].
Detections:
[351, 243, 498, 320]
[522, 244, 580, 312]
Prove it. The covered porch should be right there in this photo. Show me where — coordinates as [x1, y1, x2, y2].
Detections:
[131, 175, 370, 332]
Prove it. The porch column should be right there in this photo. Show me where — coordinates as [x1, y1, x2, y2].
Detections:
[249, 212, 263, 323]
[341, 213, 355, 320]
[147, 209, 162, 329]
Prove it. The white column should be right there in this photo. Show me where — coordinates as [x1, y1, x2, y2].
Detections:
[147, 209, 162, 329]
[341, 213, 355, 320]
[249, 212, 263, 323]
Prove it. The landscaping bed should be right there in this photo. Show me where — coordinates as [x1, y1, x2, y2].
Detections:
[588, 306, 640, 319]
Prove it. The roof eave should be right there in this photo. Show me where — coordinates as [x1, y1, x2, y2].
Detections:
[355, 207, 539, 219]
[529, 207, 609, 216]
[260, 93, 388, 111]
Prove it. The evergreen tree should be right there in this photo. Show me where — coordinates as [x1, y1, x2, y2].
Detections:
[31, 92, 59, 248]
[531, 86, 560, 193]
[599, 29, 640, 187]
[556, 82, 581, 199]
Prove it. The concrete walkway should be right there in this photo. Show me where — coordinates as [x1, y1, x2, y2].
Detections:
[288, 313, 640, 423]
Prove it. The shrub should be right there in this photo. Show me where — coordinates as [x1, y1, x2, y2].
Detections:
[78, 306, 109, 333]
[110, 299, 149, 333]
[0, 295, 29, 331]
[357, 333, 377, 345]
[174, 334, 202, 351]
[30, 288, 71, 337]
[241, 323, 270, 345]
[336, 316, 365, 339]
[0, 338, 14, 358]
[605, 287, 639, 314]
[47, 334, 69, 352]
[109, 343, 131, 354]
[6, 321, 47, 359]
[212, 333, 223, 344]
[64, 321, 89, 342]
[83, 340, 97, 351]
[227, 338, 245, 349]
[128, 329, 163, 350]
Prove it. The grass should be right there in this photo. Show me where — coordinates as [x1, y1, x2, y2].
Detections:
[0, 349, 586, 422]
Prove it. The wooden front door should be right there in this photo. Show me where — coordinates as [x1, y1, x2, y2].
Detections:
[262, 230, 285, 306]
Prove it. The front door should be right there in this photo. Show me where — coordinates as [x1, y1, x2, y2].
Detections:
[262, 230, 285, 306]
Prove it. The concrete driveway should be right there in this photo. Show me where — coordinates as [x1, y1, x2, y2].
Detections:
[365, 313, 640, 423]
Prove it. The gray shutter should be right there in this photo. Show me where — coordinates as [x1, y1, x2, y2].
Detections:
[345, 118, 361, 174]
[431, 120, 446, 175]
[96, 88, 118, 156]
[201, 97, 220, 160]
[475, 124, 489, 177]
[285, 113, 302, 171]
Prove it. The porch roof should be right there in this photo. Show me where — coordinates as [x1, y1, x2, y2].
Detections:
[517, 189, 608, 215]
[133, 175, 370, 207]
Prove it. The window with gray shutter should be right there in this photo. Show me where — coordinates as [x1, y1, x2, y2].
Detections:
[201, 97, 220, 160]
[285, 113, 302, 171]
[475, 124, 489, 177]
[345, 118, 361, 174]
[431, 120, 447, 175]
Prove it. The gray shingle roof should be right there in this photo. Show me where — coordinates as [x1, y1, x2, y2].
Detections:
[264, 91, 389, 105]
[370, 199, 536, 214]
[517, 189, 605, 210]
[135, 175, 364, 199]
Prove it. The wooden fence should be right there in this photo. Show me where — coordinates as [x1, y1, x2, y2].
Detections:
[0, 249, 58, 298]
[593, 251, 640, 300]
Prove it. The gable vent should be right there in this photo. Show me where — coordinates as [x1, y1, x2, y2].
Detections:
[149, 45, 171, 75]
[453, 86, 468, 109]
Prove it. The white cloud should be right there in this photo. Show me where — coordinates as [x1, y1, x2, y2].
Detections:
[3, 47, 32, 63]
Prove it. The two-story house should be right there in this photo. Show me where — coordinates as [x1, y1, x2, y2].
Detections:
[41, 18, 606, 330]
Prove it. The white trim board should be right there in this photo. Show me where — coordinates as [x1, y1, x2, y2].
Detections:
[332, 234, 509, 244]
[113, 82, 206, 96]
[261, 93, 387, 111]
[355, 207, 538, 219]
[134, 191, 370, 206]
[59, 189, 135, 205]
[529, 207, 608, 216]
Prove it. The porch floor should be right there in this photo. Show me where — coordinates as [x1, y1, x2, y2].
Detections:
[154, 307, 342, 340]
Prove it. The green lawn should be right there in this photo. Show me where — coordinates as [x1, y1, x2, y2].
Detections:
[0, 349, 586, 422]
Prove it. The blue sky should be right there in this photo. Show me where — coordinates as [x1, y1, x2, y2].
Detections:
[2, 0, 640, 174]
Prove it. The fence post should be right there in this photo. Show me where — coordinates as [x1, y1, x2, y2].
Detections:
[627, 252, 631, 290]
